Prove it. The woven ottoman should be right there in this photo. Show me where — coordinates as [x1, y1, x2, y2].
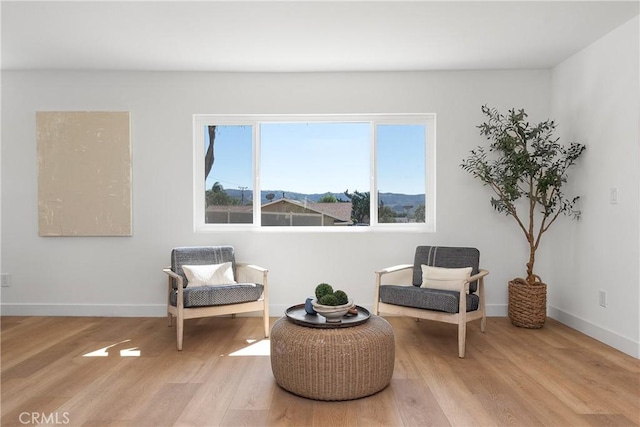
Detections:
[270, 314, 395, 401]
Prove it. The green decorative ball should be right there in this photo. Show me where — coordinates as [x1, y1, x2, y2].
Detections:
[315, 283, 333, 300]
[334, 290, 349, 305]
[319, 294, 339, 306]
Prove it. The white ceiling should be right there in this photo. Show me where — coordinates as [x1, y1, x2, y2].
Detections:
[1, 1, 638, 72]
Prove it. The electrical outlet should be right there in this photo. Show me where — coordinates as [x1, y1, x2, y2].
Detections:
[599, 290, 607, 308]
[1, 274, 11, 287]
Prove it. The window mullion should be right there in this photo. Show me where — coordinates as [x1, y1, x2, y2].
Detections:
[370, 121, 378, 226]
[254, 121, 261, 227]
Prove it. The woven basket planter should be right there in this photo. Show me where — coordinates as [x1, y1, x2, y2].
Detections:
[508, 278, 547, 329]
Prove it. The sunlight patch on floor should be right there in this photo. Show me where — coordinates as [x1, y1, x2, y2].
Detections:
[228, 339, 270, 356]
[82, 339, 140, 357]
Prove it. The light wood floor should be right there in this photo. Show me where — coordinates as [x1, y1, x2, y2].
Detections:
[1, 315, 638, 427]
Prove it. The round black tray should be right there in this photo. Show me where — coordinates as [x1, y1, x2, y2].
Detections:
[285, 304, 371, 328]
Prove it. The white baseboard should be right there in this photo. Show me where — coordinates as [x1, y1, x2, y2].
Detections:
[0, 303, 508, 319]
[1, 303, 166, 317]
[486, 304, 508, 317]
[1, 303, 285, 318]
[549, 306, 639, 359]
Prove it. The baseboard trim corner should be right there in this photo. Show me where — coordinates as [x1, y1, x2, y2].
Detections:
[549, 306, 639, 359]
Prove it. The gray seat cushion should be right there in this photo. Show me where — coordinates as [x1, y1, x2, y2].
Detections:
[170, 283, 264, 308]
[379, 285, 479, 314]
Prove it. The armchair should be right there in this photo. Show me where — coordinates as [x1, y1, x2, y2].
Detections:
[163, 246, 269, 350]
[373, 246, 488, 358]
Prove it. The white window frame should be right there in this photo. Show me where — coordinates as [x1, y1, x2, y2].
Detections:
[194, 114, 436, 233]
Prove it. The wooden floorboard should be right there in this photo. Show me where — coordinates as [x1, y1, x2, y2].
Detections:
[1, 315, 638, 427]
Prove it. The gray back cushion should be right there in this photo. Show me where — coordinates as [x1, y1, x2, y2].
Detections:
[412, 246, 480, 293]
[171, 246, 236, 288]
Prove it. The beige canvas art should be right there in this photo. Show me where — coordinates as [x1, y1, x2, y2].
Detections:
[37, 111, 132, 236]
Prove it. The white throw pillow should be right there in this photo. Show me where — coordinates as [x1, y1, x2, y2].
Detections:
[182, 262, 236, 287]
[420, 265, 472, 292]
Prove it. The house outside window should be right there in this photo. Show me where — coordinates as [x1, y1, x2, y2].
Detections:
[194, 114, 435, 232]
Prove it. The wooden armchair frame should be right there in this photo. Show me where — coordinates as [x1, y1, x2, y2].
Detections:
[163, 262, 269, 351]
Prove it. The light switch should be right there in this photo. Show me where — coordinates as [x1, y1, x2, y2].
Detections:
[610, 187, 618, 205]
[599, 290, 607, 308]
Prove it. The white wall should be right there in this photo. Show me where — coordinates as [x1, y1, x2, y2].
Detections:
[1, 70, 550, 318]
[548, 16, 640, 357]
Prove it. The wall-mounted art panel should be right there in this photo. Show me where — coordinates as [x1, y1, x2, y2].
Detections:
[37, 111, 132, 236]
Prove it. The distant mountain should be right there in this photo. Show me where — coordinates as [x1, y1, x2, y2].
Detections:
[223, 189, 346, 204]
[378, 193, 425, 214]
[223, 188, 425, 213]
[259, 190, 349, 204]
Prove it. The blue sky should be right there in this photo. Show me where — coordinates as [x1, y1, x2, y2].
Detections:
[376, 124, 425, 195]
[205, 125, 253, 192]
[204, 122, 425, 195]
[260, 122, 369, 194]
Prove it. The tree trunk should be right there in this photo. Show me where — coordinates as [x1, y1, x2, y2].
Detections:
[526, 239, 536, 284]
[205, 126, 216, 180]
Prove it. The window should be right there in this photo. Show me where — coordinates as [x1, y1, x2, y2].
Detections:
[194, 114, 435, 231]
[376, 124, 427, 225]
[200, 123, 254, 225]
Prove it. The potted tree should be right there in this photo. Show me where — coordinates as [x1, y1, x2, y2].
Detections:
[461, 106, 585, 328]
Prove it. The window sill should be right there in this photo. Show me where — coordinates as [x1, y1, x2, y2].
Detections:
[195, 224, 435, 233]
